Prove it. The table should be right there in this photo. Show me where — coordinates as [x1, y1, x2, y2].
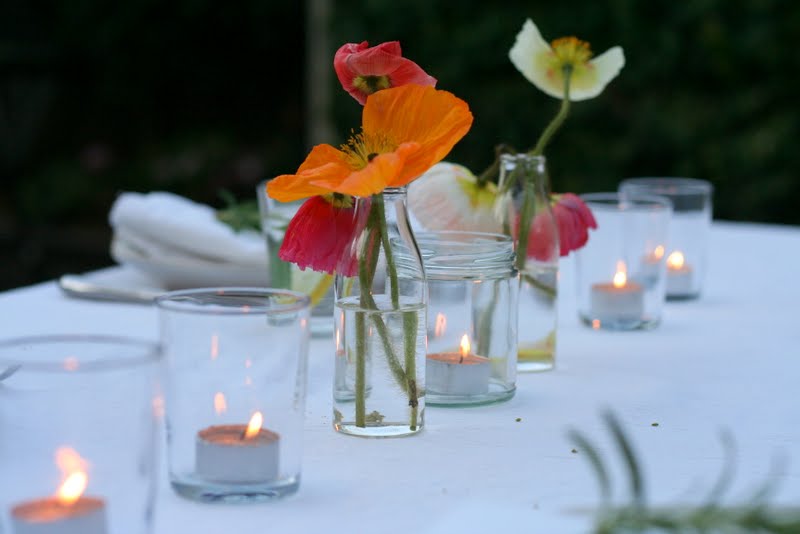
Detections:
[2, 221, 799, 533]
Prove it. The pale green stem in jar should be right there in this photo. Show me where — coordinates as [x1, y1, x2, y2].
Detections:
[352, 194, 419, 429]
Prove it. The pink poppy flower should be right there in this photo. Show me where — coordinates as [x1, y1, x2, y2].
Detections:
[521, 193, 597, 260]
[550, 193, 597, 257]
[278, 196, 369, 276]
[334, 41, 437, 105]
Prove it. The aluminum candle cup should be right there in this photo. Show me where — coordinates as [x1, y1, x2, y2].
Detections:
[417, 231, 518, 406]
[619, 178, 713, 300]
[157, 288, 310, 503]
[0, 335, 160, 534]
[576, 193, 672, 330]
[257, 180, 334, 336]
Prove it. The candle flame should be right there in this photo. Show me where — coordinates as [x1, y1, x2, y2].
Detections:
[244, 411, 263, 440]
[653, 245, 665, 260]
[460, 334, 471, 357]
[57, 472, 87, 505]
[613, 261, 628, 288]
[214, 392, 227, 415]
[667, 251, 685, 269]
[434, 313, 447, 338]
[210, 334, 219, 361]
[54, 448, 89, 505]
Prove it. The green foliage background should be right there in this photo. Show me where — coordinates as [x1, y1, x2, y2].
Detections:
[1, 0, 798, 289]
[330, 0, 799, 224]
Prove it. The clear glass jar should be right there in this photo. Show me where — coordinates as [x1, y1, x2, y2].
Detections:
[576, 193, 672, 330]
[0, 335, 160, 534]
[619, 178, 713, 300]
[157, 288, 311, 502]
[333, 187, 426, 438]
[418, 231, 518, 406]
[499, 154, 559, 372]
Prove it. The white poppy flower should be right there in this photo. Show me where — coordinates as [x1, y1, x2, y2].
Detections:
[408, 162, 503, 234]
[509, 18, 625, 101]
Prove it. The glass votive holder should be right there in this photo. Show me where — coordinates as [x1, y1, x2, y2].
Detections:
[619, 177, 713, 300]
[417, 231, 518, 406]
[257, 180, 334, 336]
[0, 335, 160, 534]
[576, 193, 672, 330]
[156, 288, 310, 503]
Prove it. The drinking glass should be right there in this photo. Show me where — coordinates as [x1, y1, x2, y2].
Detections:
[157, 288, 310, 502]
[619, 178, 713, 300]
[257, 180, 334, 336]
[576, 193, 672, 330]
[0, 335, 160, 534]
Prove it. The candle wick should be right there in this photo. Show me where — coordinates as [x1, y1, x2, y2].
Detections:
[240, 429, 248, 441]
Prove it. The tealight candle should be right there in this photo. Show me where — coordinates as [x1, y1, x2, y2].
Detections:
[426, 334, 490, 396]
[637, 245, 665, 285]
[665, 250, 693, 295]
[195, 411, 280, 483]
[10, 448, 108, 534]
[590, 262, 644, 322]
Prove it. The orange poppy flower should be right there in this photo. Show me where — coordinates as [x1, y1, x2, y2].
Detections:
[267, 84, 473, 202]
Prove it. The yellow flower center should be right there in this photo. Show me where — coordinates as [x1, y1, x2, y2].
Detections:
[352, 75, 391, 95]
[550, 36, 593, 68]
[340, 130, 397, 170]
[322, 192, 354, 208]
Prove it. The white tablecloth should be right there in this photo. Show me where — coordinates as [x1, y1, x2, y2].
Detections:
[2, 221, 799, 533]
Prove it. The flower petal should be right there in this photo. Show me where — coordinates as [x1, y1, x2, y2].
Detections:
[334, 41, 436, 105]
[267, 145, 350, 202]
[363, 84, 473, 184]
[509, 19, 562, 99]
[551, 193, 597, 256]
[278, 196, 363, 276]
[408, 162, 503, 233]
[509, 18, 625, 101]
[570, 46, 625, 101]
[310, 142, 420, 197]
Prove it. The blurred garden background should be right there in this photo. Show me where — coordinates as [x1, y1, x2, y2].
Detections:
[1, 0, 797, 291]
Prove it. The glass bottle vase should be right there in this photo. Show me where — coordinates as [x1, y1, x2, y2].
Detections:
[333, 187, 426, 437]
[499, 154, 559, 372]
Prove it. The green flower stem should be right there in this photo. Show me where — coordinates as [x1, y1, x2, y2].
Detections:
[477, 144, 518, 187]
[515, 66, 573, 271]
[353, 203, 384, 428]
[355, 245, 371, 428]
[375, 194, 400, 308]
[529, 66, 572, 157]
[514, 175, 536, 272]
[352, 195, 419, 429]
[403, 310, 419, 430]
[364, 291, 410, 391]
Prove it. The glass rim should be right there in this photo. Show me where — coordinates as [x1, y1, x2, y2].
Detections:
[416, 231, 515, 276]
[0, 334, 160, 373]
[416, 230, 513, 245]
[155, 287, 311, 315]
[499, 153, 546, 163]
[580, 192, 673, 211]
[620, 177, 714, 195]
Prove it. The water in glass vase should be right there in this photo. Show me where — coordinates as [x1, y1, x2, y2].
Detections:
[517, 261, 557, 372]
[333, 295, 426, 438]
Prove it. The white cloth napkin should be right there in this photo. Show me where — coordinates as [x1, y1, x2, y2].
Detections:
[109, 191, 266, 267]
